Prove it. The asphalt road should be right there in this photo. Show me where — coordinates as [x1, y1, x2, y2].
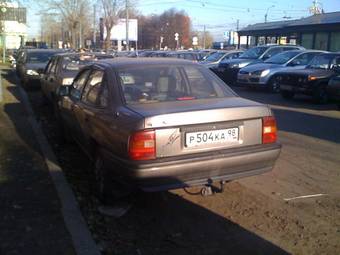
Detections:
[26, 85, 340, 255]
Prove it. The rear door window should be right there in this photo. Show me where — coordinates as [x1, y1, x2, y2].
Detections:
[70, 70, 90, 100]
[81, 70, 105, 106]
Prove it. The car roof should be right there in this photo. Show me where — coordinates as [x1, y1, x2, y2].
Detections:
[92, 57, 198, 69]
[25, 49, 65, 53]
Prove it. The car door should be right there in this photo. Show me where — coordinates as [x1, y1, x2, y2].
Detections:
[59, 69, 91, 140]
[72, 68, 108, 153]
[46, 57, 59, 100]
[327, 57, 340, 99]
[41, 59, 53, 98]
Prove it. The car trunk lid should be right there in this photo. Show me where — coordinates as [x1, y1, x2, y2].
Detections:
[127, 97, 271, 158]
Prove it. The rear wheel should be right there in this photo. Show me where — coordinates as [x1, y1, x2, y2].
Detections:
[280, 90, 294, 99]
[94, 153, 133, 204]
[313, 87, 328, 104]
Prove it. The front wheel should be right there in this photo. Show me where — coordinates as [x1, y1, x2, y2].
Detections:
[313, 87, 328, 104]
[280, 90, 294, 99]
[268, 77, 280, 93]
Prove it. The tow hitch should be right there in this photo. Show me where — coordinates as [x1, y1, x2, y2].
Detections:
[183, 180, 228, 196]
[201, 180, 227, 196]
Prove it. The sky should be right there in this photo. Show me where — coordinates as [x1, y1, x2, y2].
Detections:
[26, 0, 340, 41]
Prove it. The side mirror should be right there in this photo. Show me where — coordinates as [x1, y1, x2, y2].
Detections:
[56, 85, 71, 97]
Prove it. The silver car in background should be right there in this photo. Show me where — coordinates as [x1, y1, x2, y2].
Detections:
[200, 50, 244, 70]
[237, 50, 326, 92]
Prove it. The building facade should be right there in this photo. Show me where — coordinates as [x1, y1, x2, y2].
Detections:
[0, 2, 27, 49]
[237, 12, 340, 52]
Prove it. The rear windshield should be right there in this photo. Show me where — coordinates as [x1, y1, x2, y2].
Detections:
[118, 65, 235, 104]
[27, 51, 56, 63]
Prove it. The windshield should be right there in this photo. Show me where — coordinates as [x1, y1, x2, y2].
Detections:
[239, 47, 268, 59]
[27, 51, 56, 63]
[265, 51, 301, 64]
[118, 65, 235, 104]
[204, 52, 226, 62]
[307, 54, 333, 70]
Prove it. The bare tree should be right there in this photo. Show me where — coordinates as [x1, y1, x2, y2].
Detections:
[38, 0, 90, 48]
[100, 0, 125, 50]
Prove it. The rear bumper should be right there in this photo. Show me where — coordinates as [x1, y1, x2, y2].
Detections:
[103, 143, 281, 191]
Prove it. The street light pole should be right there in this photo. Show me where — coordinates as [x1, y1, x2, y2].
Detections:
[203, 25, 206, 49]
[93, 4, 96, 49]
[265, 5, 275, 23]
[125, 0, 129, 51]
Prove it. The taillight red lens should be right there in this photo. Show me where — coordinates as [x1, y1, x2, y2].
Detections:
[262, 116, 277, 144]
[128, 130, 156, 160]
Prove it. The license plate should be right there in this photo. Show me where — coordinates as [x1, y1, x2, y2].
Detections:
[185, 128, 239, 148]
[280, 84, 293, 90]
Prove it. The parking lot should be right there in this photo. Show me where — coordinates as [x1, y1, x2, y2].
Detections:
[23, 80, 340, 255]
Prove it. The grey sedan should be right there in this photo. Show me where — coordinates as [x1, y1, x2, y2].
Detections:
[237, 50, 325, 92]
[200, 50, 244, 70]
[57, 58, 281, 200]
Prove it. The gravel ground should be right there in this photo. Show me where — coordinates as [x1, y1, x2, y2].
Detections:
[27, 87, 340, 255]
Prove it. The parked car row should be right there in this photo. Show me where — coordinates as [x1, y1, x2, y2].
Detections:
[198, 44, 340, 107]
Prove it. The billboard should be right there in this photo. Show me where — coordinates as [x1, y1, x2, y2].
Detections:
[104, 19, 138, 41]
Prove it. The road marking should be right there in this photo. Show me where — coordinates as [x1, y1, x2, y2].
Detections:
[284, 193, 327, 201]
[0, 70, 3, 102]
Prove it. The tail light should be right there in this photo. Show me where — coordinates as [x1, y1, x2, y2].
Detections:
[128, 130, 156, 160]
[262, 116, 277, 144]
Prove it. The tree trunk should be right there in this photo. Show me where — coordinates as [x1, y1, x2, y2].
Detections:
[71, 27, 77, 49]
[104, 24, 112, 50]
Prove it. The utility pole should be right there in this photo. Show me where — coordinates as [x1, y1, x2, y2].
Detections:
[203, 25, 206, 49]
[93, 4, 96, 49]
[125, 0, 129, 51]
[236, 19, 240, 49]
[309, 0, 322, 14]
[79, 21, 82, 48]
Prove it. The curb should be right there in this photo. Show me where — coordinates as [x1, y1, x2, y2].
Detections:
[14, 74, 101, 255]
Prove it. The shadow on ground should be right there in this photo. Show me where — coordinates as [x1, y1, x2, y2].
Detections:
[233, 86, 340, 144]
[0, 69, 75, 255]
[233, 86, 339, 112]
[1, 69, 290, 254]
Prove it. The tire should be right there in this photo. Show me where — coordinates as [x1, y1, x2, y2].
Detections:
[312, 87, 328, 104]
[94, 153, 133, 204]
[54, 108, 72, 144]
[280, 90, 294, 99]
[268, 77, 280, 93]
